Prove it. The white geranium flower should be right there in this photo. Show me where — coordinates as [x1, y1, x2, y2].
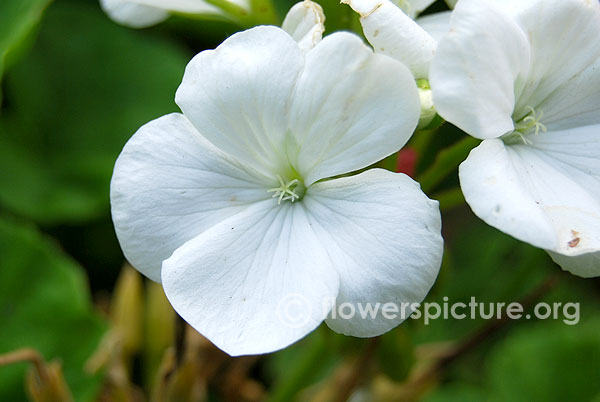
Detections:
[343, 0, 450, 127]
[430, 0, 600, 277]
[110, 18, 443, 354]
[99, 0, 249, 28]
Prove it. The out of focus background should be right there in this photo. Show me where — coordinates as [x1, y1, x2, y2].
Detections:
[1, 0, 599, 401]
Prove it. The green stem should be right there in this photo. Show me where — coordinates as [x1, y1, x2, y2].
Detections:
[195, 0, 278, 27]
[246, 0, 279, 25]
[417, 136, 479, 193]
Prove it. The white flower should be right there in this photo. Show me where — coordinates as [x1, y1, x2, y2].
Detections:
[110, 16, 443, 354]
[342, 0, 452, 79]
[343, 0, 450, 127]
[99, 0, 249, 28]
[430, 0, 600, 277]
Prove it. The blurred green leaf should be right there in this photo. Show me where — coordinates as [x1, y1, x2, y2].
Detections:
[0, 0, 53, 100]
[376, 329, 414, 382]
[266, 326, 349, 402]
[412, 220, 554, 344]
[487, 319, 600, 402]
[423, 384, 486, 402]
[0, 0, 191, 224]
[0, 217, 106, 401]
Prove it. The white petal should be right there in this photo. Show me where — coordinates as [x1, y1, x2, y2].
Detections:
[110, 113, 269, 282]
[100, 0, 169, 28]
[507, 0, 600, 114]
[549, 251, 600, 279]
[459, 139, 557, 251]
[289, 32, 420, 185]
[343, 0, 436, 79]
[303, 169, 443, 337]
[459, 133, 600, 276]
[416, 11, 451, 43]
[538, 58, 600, 132]
[281, 1, 325, 50]
[134, 0, 225, 14]
[393, 0, 436, 19]
[161, 200, 339, 356]
[430, 0, 530, 139]
[175, 26, 305, 178]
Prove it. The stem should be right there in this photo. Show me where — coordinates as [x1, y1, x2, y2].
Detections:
[417, 137, 479, 193]
[0, 348, 46, 379]
[333, 338, 380, 402]
[174, 313, 187, 370]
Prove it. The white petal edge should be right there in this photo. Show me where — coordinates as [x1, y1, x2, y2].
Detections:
[176, 26, 305, 179]
[430, 0, 531, 139]
[402, 0, 436, 19]
[549, 251, 600, 279]
[343, 0, 436, 79]
[161, 200, 339, 356]
[281, 0, 325, 51]
[100, 0, 169, 28]
[110, 113, 270, 282]
[304, 169, 443, 337]
[416, 11, 451, 43]
[289, 32, 420, 185]
[134, 0, 225, 15]
[444, 0, 457, 9]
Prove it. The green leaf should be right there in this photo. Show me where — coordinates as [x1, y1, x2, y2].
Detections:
[0, 1, 191, 224]
[487, 319, 600, 402]
[0, 217, 106, 402]
[423, 384, 487, 402]
[266, 327, 342, 402]
[0, 0, 53, 100]
[376, 329, 414, 382]
[411, 220, 554, 344]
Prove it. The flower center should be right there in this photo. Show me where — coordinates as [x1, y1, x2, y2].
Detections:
[506, 106, 547, 145]
[267, 175, 306, 205]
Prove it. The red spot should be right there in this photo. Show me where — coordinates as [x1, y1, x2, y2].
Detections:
[396, 148, 418, 178]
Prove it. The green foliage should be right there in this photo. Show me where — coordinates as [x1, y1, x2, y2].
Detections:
[0, 1, 191, 224]
[420, 218, 600, 401]
[424, 384, 486, 402]
[0, 217, 106, 402]
[0, 1, 598, 400]
[487, 319, 600, 402]
[411, 219, 554, 344]
[424, 319, 600, 402]
[266, 327, 342, 402]
[0, 0, 53, 100]
[376, 329, 414, 382]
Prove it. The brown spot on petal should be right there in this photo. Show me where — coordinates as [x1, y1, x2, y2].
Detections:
[568, 230, 580, 248]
